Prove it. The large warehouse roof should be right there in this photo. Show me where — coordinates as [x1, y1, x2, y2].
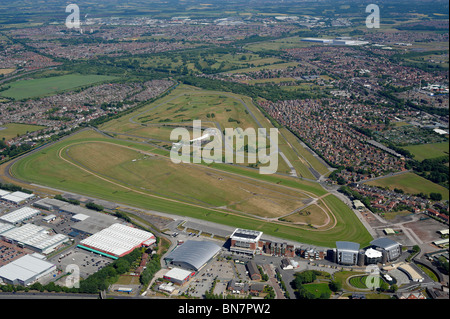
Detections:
[0, 253, 55, 285]
[0, 223, 69, 254]
[164, 240, 222, 271]
[79, 223, 155, 258]
[0, 221, 15, 234]
[0, 207, 40, 224]
[0, 189, 11, 197]
[1, 191, 34, 204]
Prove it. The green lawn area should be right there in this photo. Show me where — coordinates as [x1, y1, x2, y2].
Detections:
[0, 123, 47, 141]
[302, 283, 332, 298]
[402, 142, 449, 161]
[0, 74, 116, 100]
[9, 128, 373, 247]
[367, 172, 449, 200]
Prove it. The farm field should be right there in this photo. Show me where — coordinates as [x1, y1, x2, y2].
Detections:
[0, 122, 46, 141]
[402, 141, 449, 161]
[366, 172, 449, 200]
[8, 128, 373, 247]
[0, 74, 116, 100]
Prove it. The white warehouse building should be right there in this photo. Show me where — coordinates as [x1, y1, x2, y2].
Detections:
[0, 207, 41, 225]
[0, 253, 56, 286]
[0, 223, 70, 255]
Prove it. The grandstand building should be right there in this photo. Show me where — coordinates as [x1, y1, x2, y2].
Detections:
[229, 228, 263, 255]
[335, 241, 360, 265]
[370, 238, 402, 262]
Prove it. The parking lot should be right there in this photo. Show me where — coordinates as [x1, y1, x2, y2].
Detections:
[0, 240, 31, 266]
[52, 246, 112, 281]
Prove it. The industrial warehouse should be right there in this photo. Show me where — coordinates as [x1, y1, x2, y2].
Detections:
[0, 253, 56, 286]
[164, 240, 222, 272]
[78, 223, 156, 259]
[0, 190, 447, 299]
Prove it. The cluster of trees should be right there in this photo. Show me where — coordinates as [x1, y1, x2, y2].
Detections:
[408, 156, 449, 187]
[139, 253, 161, 287]
[179, 76, 325, 103]
[54, 194, 80, 206]
[0, 182, 32, 194]
[0, 139, 33, 160]
[85, 202, 104, 212]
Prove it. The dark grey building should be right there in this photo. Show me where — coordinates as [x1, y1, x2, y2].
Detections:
[370, 238, 402, 262]
[164, 240, 222, 272]
[335, 241, 360, 265]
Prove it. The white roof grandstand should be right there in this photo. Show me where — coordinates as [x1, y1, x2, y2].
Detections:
[230, 228, 263, 243]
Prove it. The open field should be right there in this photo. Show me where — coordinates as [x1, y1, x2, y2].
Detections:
[280, 202, 330, 227]
[0, 74, 116, 100]
[64, 141, 311, 218]
[302, 283, 333, 298]
[100, 85, 323, 178]
[402, 141, 449, 161]
[0, 123, 47, 141]
[244, 36, 316, 52]
[0, 68, 15, 75]
[366, 172, 449, 200]
[225, 62, 299, 74]
[8, 128, 372, 247]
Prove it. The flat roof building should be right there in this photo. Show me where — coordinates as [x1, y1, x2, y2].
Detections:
[230, 228, 263, 255]
[0, 223, 69, 255]
[43, 214, 57, 223]
[0, 189, 11, 197]
[33, 198, 67, 211]
[164, 240, 222, 272]
[1, 191, 34, 205]
[78, 223, 156, 259]
[0, 221, 15, 234]
[0, 207, 41, 225]
[163, 267, 195, 285]
[0, 253, 56, 286]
